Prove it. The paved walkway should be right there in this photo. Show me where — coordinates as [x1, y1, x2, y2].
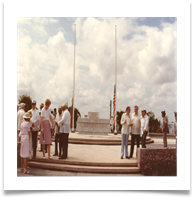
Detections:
[17, 134, 176, 176]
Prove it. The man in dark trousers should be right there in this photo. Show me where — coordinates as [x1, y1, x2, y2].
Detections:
[30, 99, 39, 159]
[56, 102, 70, 159]
[160, 111, 168, 147]
[53, 106, 63, 157]
[130, 105, 140, 158]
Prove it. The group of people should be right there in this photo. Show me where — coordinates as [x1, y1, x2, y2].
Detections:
[17, 99, 174, 172]
[17, 99, 71, 174]
[120, 105, 169, 159]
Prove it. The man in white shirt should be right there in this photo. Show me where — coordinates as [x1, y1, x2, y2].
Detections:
[39, 103, 46, 152]
[56, 102, 71, 159]
[53, 106, 63, 156]
[17, 103, 26, 142]
[120, 106, 133, 159]
[130, 105, 141, 158]
[140, 108, 149, 148]
[30, 99, 39, 158]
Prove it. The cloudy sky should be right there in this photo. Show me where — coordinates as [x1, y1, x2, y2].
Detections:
[17, 17, 177, 122]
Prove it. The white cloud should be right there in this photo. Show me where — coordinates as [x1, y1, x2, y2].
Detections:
[17, 17, 177, 121]
[17, 17, 58, 37]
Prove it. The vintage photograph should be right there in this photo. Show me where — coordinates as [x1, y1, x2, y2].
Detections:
[17, 17, 177, 177]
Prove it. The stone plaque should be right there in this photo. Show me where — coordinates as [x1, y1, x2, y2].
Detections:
[88, 112, 99, 119]
[77, 112, 110, 135]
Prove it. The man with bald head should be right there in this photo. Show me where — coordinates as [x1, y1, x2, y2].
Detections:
[56, 102, 70, 159]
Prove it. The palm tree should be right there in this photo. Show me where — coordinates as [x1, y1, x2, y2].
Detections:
[18, 94, 32, 112]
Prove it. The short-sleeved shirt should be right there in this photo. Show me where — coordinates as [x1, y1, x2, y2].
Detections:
[31, 108, 39, 131]
[17, 109, 25, 130]
[162, 116, 168, 132]
[41, 107, 51, 121]
[131, 113, 141, 135]
[20, 120, 30, 140]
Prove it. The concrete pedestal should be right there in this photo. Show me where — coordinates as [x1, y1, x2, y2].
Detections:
[77, 112, 110, 135]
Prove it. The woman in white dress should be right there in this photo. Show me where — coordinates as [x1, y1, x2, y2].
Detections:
[20, 112, 31, 174]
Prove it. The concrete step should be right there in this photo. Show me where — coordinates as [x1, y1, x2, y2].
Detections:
[68, 136, 152, 142]
[28, 161, 140, 174]
[68, 139, 154, 145]
[29, 158, 138, 167]
[37, 134, 154, 145]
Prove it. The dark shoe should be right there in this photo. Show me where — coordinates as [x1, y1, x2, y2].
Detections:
[39, 150, 42, 152]
[126, 156, 130, 159]
[59, 157, 66, 159]
[53, 154, 58, 156]
[121, 156, 123, 159]
[59, 153, 61, 157]
[142, 146, 146, 148]
[45, 150, 47, 153]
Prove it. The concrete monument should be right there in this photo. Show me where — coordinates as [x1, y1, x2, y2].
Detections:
[77, 112, 110, 135]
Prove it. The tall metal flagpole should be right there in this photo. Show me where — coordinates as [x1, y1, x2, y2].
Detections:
[114, 25, 117, 135]
[72, 24, 76, 132]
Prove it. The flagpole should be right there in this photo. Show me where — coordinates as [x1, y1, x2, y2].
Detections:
[72, 24, 76, 133]
[114, 25, 117, 135]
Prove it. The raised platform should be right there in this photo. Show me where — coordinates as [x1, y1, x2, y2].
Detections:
[38, 132, 154, 145]
[68, 135, 154, 145]
[27, 133, 155, 174]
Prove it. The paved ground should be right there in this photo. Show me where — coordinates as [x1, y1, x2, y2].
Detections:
[17, 133, 176, 176]
[17, 168, 144, 176]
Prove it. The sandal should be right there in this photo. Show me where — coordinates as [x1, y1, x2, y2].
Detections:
[48, 156, 52, 159]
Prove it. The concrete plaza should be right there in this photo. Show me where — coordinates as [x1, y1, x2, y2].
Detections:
[17, 133, 176, 176]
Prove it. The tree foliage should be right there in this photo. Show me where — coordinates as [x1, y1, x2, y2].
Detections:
[146, 111, 161, 133]
[116, 110, 124, 132]
[18, 94, 32, 112]
[68, 106, 81, 128]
